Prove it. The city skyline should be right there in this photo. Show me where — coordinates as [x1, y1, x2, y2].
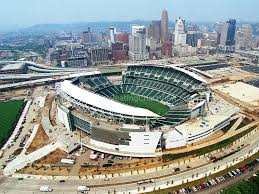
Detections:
[1, 0, 259, 31]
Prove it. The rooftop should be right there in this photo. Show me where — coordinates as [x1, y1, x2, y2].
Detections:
[1, 63, 25, 71]
[212, 82, 259, 106]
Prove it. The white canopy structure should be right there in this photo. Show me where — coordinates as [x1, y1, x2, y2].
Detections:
[59, 80, 160, 119]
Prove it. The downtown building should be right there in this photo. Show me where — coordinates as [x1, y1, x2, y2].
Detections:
[236, 24, 253, 50]
[218, 19, 236, 53]
[112, 32, 129, 62]
[173, 17, 197, 57]
[161, 10, 169, 43]
[128, 26, 149, 61]
[88, 46, 111, 65]
[174, 17, 187, 46]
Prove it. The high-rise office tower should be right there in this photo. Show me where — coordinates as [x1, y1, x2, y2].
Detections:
[147, 20, 161, 42]
[236, 24, 253, 50]
[218, 19, 236, 52]
[161, 10, 169, 43]
[129, 25, 149, 61]
[186, 31, 202, 47]
[174, 17, 187, 45]
[220, 19, 236, 46]
[82, 27, 92, 44]
[109, 27, 116, 43]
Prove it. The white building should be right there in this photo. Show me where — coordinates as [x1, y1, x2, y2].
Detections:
[109, 27, 116, 43]
[129, 25, 149, 61]
[174, 17, 187, 46]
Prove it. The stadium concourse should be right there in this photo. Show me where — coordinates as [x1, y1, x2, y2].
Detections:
[56, 64, 240, 157]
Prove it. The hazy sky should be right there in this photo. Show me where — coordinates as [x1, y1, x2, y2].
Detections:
[1, 0, 259, 30]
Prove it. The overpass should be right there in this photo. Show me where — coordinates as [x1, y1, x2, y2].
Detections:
[0, 71, 101, 91]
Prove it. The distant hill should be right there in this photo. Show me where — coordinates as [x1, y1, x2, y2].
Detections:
[19, 21, 152, 33]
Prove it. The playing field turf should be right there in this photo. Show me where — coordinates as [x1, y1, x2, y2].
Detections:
[113, 93, 170, 116]
[0, 100, 25, 147]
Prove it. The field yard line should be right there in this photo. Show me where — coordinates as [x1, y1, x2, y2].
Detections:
[1, 100, 31, 151]
[21, 124, 39, 155]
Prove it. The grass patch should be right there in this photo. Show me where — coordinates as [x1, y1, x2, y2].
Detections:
[113, 93, 170, 116]
[0, 100, 25, 147]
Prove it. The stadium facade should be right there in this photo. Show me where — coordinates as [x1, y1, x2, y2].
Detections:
[56, 64, 239, 157]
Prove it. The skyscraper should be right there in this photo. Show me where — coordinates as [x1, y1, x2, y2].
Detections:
[82, 27, 92, 44]
[219, 19, 236, 52]
[129, 26, 149, 61]
[236, 24, 253, 50]
[174, 17, 187, 45]
[147, 20, 161, 42]
[109, 27, 116, 43]
[161, 10, 169, 43]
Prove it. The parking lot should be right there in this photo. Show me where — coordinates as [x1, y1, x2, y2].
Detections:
[166, 158, 259, 194]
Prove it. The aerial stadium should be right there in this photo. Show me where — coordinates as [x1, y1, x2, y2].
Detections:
[56, 64, 240, 157]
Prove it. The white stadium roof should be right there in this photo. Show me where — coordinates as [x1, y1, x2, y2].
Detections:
[60, 80, 160, 118]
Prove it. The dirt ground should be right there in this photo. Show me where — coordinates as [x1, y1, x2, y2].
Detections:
[35, 149, 67, 164]
[78, 157, 173, 176]
[18, 165, 72, 176]
[18, 149, 69, 176]
[26, 125, 51, 154]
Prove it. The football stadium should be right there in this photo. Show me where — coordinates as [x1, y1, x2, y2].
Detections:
[56, 64, 240, 157]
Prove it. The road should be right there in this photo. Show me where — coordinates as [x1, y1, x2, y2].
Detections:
[0, 132, 258, 194]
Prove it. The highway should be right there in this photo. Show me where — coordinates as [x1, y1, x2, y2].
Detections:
[0, 71, 101, 91]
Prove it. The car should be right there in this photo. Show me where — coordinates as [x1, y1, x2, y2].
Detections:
[219, 177, 223, 182]
[192, 186, 197, 192]
[59, 180, 65, 183]
[231, 171, 237, 176]
[228, 172, 234, 177]
[209, 180, 215, 186]
[205, 181, 210, 187]
[215, 177, 220, 183]
[18, 178, 24, 181]
[235, 169, 241, 174]
[104, 177, 109, 181]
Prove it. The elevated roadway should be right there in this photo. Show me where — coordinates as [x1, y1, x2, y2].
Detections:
[0, 71, 101, 91]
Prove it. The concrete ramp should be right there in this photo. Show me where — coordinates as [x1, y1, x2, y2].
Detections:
[228, 116, 244, 133]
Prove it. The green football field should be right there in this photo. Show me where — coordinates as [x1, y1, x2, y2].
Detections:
[113, 93, 170, 116]
[0, 100, 25, 146]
